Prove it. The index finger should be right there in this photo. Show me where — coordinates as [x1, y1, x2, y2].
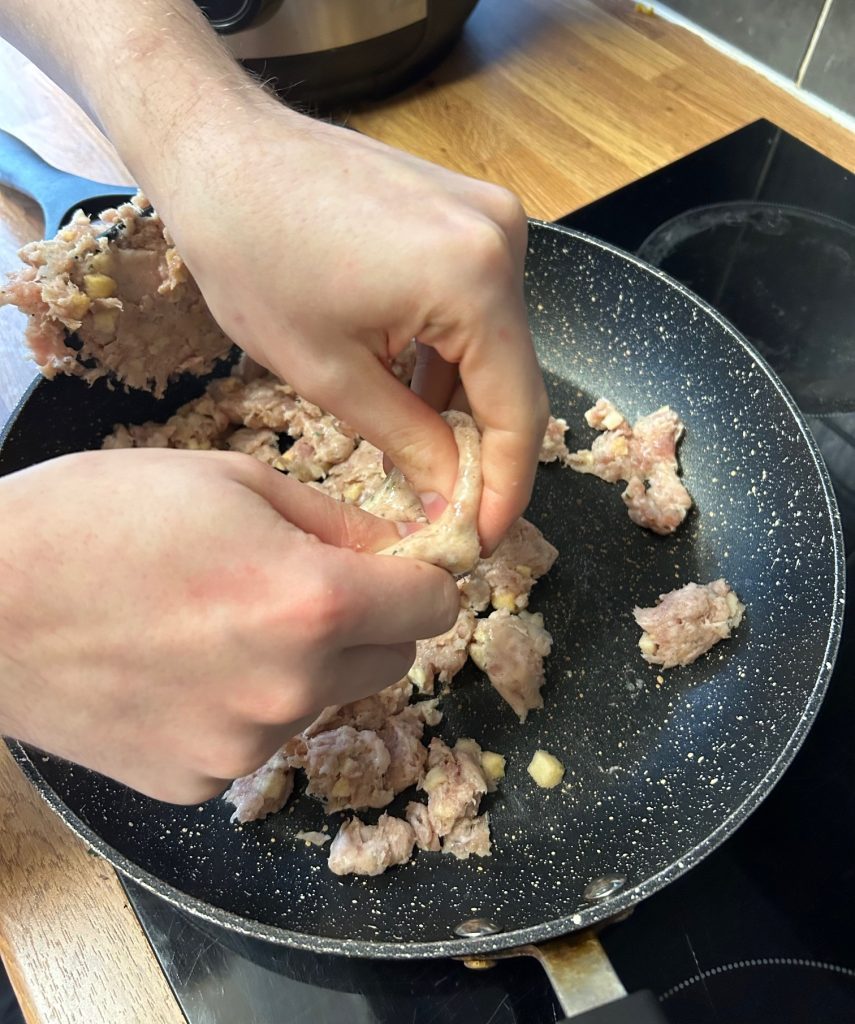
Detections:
[235, 455, 460, 644]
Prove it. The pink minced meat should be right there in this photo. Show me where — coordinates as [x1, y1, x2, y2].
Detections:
[379, 706, 434, 794]
[469, 610, 553, 722]
[377, 411, 482, 574]
[226, 427, 281, 464]
[360, 465, 427, 523]
[405, 801, 440, 852]
[278, 402, 358, 482]
[539, 415, 571, 464]
[634, 579, 745, 669]
[299, 678, 415, 737]
[286, 695, 441, 811]
[287, 726, 393, 813]
[408, 607, 477, 694]
[328, 814, 416, 876]
[390, 339, 417, 384]
[0, 194, 232, 396]
[442, 814, 492, 860]
[459, 518, 558, 613]
[318, 440, 385, 504]
[222, 752, 294, 824]
[421, 738, 489, 838]
[567, 399, 693, 535]
[209, 374, 300, 431]
[102, 393, 231, 450]
[102, 367, 358, 481]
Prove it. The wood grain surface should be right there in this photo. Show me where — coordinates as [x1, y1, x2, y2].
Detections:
[0, 753, 184, 1024]
[0, 0, 853, 1021]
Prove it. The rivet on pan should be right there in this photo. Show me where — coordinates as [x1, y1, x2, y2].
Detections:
[583, 874, 627, 901]
[462, 958, 497, 971]
[454, 917, 502, 938]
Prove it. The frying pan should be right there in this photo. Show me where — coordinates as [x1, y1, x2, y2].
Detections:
[0, 150, 845, 1021]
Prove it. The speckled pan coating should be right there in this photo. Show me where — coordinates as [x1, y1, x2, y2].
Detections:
[0, 223, 844, 959]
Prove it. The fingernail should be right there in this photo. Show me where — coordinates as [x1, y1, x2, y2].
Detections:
[396, 521, 423, 537]
[418, 491, 448, 521]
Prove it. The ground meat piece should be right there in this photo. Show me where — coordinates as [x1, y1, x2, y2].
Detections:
[405, 801, 440, 852]
[634, 579, 745, 668]
[378, 706, 432, 794]
[231, 352, 268, 383]
[164, 396, 232, 450]
[408, 608, 477, 694]
[328, 814, 416, 876]
[469, 610, 553, 722]
[390, 340, 417, 384]
[539, 416, 571, 464]
[421, 738, 489, 837]
[378, 411, 482, 574]
[295, 830, 331, 846]
[319, 440, 385, 504]
[461, 518, 558, 612]
[298, 679, 414, 738]
[226, 427, 281, 464]
[442, 813, 492, 859]
[209, 374, 300, 431]
[567, 399, 692, 535]
[101, 424, 136, 450]
[457, 573, 492, 613]
[288, 726, 393, 812]
[278, 406, 358, 482]
[283, 680, 442, 819]
[0, 195, 232, 395]
[361, 469, 427, 523]
[622, 464, 693, 535]
[222, 752, 294, 824]
[102, 393, 231, 450]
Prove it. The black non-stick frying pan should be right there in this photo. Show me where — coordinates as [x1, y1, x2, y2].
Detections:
[0, 148, 845, 1021]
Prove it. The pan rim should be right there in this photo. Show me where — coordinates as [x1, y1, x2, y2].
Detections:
[3, 221, 846, 959]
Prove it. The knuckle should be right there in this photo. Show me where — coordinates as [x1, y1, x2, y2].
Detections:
[299, 571, 356, 642]
[248, 682, 319, 727]
[486, 185, 527, 233]
[468, 220, 513, 275]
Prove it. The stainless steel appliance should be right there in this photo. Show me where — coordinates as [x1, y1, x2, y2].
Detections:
[195, 0, 479, 108]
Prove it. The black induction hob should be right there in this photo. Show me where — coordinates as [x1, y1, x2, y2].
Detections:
[122, 120, 855, 1023]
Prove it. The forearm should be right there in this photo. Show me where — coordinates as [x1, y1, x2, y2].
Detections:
[0, 1, 298, 209]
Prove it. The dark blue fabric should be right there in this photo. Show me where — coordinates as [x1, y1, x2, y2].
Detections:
[0, 961, 24, 1024]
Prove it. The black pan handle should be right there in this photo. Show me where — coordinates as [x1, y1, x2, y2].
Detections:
[0, 128, 133, 232]
[558, 989, 668, 1023]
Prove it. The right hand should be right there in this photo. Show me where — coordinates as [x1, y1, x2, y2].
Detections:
[0, 449, 458, 803]
[158, 111, 549, 554]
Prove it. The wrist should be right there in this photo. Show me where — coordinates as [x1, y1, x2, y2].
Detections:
[144, 96, 314, 249]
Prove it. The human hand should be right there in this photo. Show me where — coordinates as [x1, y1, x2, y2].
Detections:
[159, 110, 549, 553]
[0, 0, 547, 552]
[0, 449, 457, 803]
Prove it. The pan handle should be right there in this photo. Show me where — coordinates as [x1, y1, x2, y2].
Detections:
[462, 930, 669, 1022]
[530, 932, 668, 1021]
[555, 990, 667, 1023]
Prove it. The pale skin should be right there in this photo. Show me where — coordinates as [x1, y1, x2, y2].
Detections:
[0, 1, 549, 802]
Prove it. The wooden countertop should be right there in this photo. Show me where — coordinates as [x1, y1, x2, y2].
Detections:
[1, 1, 853, 1020]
